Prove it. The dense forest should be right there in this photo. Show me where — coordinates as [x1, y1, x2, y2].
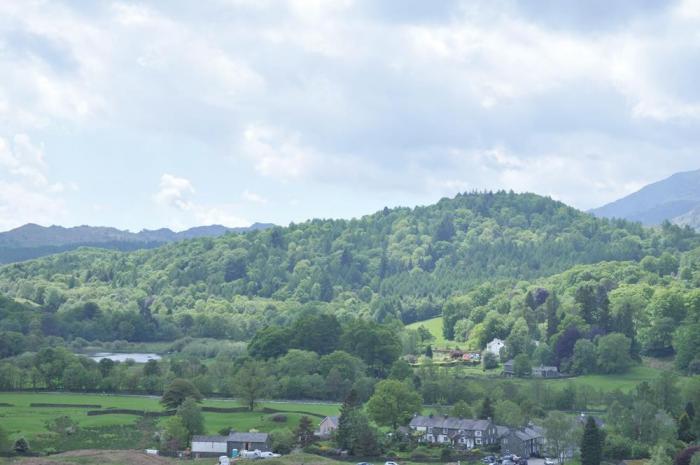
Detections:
[0, 191, 698, 344]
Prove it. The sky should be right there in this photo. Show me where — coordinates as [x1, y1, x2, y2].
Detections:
[1, 0, 700, 232]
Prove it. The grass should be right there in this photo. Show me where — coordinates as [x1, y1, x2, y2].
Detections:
[550, 365, 665, 392]
[406, 316, 467, 349]
[0, 392, 339, 453]
[0, 451, 450, 465]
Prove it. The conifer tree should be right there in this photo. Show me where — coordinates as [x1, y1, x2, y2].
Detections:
[581, 417, 602, 465]
[479, 397, 494, 419]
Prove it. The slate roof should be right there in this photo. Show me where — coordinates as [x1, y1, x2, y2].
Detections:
[409, 415, 492, 431]
[505, 426, 543, 442]
[229, 432, 269, 443]
[191, 432, 269, 444]
[496, 426, 510, 438]
[192, 435, 230, 443]
[322, 416, 339, 426]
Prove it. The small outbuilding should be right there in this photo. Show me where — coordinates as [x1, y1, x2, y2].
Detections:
[318, 416, 339, 438]
[192, 431, 270, 458]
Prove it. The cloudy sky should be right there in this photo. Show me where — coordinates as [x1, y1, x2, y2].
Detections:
[1, 0, 700, 231]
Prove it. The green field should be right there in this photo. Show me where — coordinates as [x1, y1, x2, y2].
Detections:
[0, 392, 339, 453]
[548, 365, 664, 392]
[407, 316, 467, 349]
[0, 450, 447, 465]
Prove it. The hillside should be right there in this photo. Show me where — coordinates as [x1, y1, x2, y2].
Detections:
[0, 191, 697, 343]
[591, 168, 700, 227]
[0, 222, 274, 264]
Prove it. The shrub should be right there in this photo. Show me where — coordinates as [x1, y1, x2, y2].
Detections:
[271, 414, 288, 423]
[441, 447, 453, 461]
[410, 446, 431, 461]
[304, 444, 323, 455]
[14, 438, 30, 454]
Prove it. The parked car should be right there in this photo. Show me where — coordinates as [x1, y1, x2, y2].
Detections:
[544, 459, 556, 465]
[385, 462, 399, 465]
[518, 459, 528, 465]
[357, 462, 373, 465]
[260, 452, 281, 459]
[482, 456, 497, 464]
[502, 460, 515, 465]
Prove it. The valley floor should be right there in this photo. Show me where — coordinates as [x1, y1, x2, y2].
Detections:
[0, 392, 339, 454]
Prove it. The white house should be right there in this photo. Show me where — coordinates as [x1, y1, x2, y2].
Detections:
[486, 338, 505, 357]
[317, 416, 339, 438]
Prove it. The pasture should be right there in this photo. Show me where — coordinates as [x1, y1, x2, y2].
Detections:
[0, 392, 339, 453]
[406, 316, 461, 349]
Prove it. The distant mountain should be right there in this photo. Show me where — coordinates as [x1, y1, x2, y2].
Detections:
[590, 168, 700, 229]
[0, 222, 274, 264]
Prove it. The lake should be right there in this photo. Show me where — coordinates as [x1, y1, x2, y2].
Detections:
[87, 352, 162, 363]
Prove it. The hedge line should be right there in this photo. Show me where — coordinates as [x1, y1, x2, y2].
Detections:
[30, 403, 102, 408]
[86, 409, 175, 417]
[84, 406, 325, 418]
[0, 403, 13, 407]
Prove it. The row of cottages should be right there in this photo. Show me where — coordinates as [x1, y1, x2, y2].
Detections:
[191, 431, 270, 458]
[408, 415, 544, 458]
[408, 415, 499, 449]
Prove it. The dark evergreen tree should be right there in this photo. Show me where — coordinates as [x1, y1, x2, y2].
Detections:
[425, 345, 433, 358]
[479, 397, 494, 419]
[525, 291, 537, 311]
[296, 416, 316, 447]
[686, 401, 695, 419]
[575, 284, 597, 325]
[545, 292, 560, 340]
[336, 389, 360, 451]
[581, 416, 602, 465]
[678, 412, 696, 443]
[433, 215, 455, 242]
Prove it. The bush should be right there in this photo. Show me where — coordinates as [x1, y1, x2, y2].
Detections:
[441, 447, 453, 461]
[604, 434, 631, 460]
[14, 438, 29, 454]
[271, 414, 288, 423]
[269, 428, 295, 455]
[304, 444, 323, 455]
[410, 446, 431, 461]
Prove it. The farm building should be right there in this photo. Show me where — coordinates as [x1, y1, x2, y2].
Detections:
[317, 416, 339, 438]
[192, 431, 270, 458]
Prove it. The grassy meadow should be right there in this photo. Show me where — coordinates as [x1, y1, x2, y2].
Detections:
[0, 392, 339, 453]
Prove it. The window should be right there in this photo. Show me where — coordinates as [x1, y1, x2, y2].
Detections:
[476, 431, 482, 437]
[476, 438, 482, 445]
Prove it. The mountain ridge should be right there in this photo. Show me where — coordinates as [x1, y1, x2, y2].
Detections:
[0, 222, 274, 264]
[590, 168, 700, 228]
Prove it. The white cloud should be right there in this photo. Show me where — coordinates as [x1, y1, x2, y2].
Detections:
[0, 134, 68, 230]
[243, 124, 314, 180]
[153, 174, 249, 229]
[242, 189, 268, 204]
[153, 174, 195, 210]
[2, 0, 700, 227]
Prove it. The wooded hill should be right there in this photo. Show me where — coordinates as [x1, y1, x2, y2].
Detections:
[0, 191, 698, 345]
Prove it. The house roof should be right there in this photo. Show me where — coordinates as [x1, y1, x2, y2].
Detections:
[409, 415, 492, 431]
[496, 426, 509, 438]
[503, 426, 543, 442]
[192, 435, 229, 443]
[322, 416, 339, 426]
[192, 432, 269, 444]
[229, 432, 269, 443]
